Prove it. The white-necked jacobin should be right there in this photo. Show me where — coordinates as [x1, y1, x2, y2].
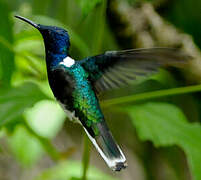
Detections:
[15, 15, 191, 171]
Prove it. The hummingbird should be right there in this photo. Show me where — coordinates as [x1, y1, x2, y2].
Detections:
[15, 15, 191, 171]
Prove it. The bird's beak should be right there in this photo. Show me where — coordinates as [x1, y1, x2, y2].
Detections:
[15, 15, 39, 29]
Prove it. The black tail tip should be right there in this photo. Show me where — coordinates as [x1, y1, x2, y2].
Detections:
[113, 162, 128, 171]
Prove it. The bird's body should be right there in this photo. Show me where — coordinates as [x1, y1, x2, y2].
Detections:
[15, 15, 191, 171]
[47, 53, 126, 170]
[49, 59, 103, 127]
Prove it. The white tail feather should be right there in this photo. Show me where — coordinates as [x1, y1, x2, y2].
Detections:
[83, 127, 127, 171]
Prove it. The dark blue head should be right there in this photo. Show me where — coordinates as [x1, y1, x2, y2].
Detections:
[15, 16, 70, 57]
[38, 25, 70, 56]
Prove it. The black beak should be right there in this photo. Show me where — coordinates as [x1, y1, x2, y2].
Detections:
[15, 15, 39, 29]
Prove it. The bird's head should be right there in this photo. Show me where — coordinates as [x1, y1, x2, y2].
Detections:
[15, 15, 70, 56]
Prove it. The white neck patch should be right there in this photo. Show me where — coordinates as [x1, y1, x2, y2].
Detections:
[60, 56, 75, 67]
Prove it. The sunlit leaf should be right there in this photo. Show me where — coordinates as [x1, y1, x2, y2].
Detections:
[128, 102, 201, 180]
[0, 1, 14, 87]
[8, 125, 44, 167]
[35, 161, 119, 180]
[24, 100, 66, 139]
[0, 83, 48, 127]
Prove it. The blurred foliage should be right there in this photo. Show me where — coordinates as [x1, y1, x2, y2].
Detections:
[0, 83, 48, 127]
[0, 0, 201, 179]
[35, 161, 118, 180]
[128, 102, 201, 180]
[161, 0, 201, 48]
[76, 0, 103, 17]
[0, 1, 14, 87]
[8, 125, 44, 167]
[25, 100, 66, 139]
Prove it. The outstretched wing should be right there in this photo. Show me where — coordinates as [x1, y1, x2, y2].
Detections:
[80, 48, 191, 93]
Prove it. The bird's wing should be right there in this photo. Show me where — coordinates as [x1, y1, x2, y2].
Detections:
[80, 48, 191, 93]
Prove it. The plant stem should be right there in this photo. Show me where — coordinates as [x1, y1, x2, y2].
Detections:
[82, 134, 91, 180]
[101, 84, 201, 107]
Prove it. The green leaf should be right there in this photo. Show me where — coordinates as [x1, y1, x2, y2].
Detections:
[35, 161, 119, 180]
[76, 0, 102, 16]
[8, 125, 44, 167]
[24, 100, 66, 139]
[0, 1, 14, 87]
[0, 83, 48, 127]
[128, 102, 201, 180]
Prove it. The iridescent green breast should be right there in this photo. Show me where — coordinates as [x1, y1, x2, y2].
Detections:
[68, 64, 104, 127]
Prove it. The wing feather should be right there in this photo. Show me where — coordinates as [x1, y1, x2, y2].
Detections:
[80, 47, 191, 93]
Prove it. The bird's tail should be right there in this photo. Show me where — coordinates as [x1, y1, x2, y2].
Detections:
[83, 121, 127, 171]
